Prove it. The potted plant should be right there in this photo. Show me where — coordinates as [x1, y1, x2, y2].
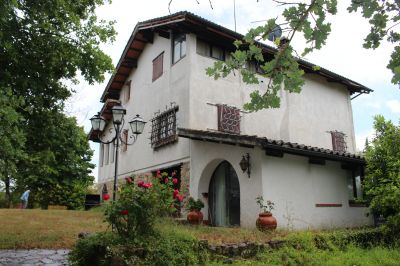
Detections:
[186, 197, 204, 225]
[255, 196, 277, 231]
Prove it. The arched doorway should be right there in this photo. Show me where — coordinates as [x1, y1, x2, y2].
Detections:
[208, 161, 240, 226]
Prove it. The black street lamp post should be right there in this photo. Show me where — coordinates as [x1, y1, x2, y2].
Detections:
[90, 105, 146, 201]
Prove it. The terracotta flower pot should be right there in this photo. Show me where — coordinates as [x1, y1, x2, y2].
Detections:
[187, 210, 203, 225]
[256, 212, 277, 231]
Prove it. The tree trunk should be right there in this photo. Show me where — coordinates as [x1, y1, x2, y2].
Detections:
[5, 174, 11, 208]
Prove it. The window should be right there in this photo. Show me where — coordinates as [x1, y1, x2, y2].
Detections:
[211, 45, 224, 60]
[217, 104, 241, 134]
[197, 38, 225, 61]
[150, 106, 178, 148]
[152, 52, 164, 81]
[173, 34, 186, 64]
[347, 167, 364, 201]
[331, 131, 347, 152]
[99, 143, 104, 167]
[255, 62, 266, 74]
[110, 142, 115, 163]
[123, 80, 131, 102]
[104, 143, 109, 165]
[122, 129, 128, 152]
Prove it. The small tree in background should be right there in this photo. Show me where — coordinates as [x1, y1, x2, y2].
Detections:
[365, 115, 400, 230]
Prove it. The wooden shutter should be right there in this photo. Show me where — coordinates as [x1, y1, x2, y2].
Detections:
[217, 104, 240, 134]
[122, 129, 128, 152]
[152, 52, 164, 81]
[99, 144, 104, 166]
[125, 80, 131, 102]
[331, 131, 347, 152]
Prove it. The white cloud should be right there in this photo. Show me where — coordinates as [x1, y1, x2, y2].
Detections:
[387, 100, 400, 113]
[355, 129, 375, 152]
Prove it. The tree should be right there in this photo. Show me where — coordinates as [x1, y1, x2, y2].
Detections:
[364, 116, 400, 229]
[1, 0, 115, 111]
[0, 0, 116, 207]
[204, 0, 400, 111]
[17, 112, 95, 209]
[0, 89, 26, 207]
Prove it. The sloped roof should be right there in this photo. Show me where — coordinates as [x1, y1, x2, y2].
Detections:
[100, 11, 372, 103]
[178, 128, 365, 164]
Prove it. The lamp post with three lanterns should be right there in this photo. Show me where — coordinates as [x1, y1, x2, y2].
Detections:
[90, 105, 146, 201]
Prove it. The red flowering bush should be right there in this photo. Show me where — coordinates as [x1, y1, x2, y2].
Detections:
[104, 173, 175, 239]
[102, 193, 110, 201]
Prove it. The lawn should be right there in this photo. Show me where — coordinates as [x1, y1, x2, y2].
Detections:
[0, 209, 107, 249]
[158, 221, 287, 245]
[3, 209, 400, 266]
[0, 208, 284, 249]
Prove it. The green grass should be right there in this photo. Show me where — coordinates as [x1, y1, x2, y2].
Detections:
[0, 209, 107, 249]
[208, 230, 400, 265]
[157, 220, 288, 245]
[212, 245, 400, 266]
[3, 208, 400, 266]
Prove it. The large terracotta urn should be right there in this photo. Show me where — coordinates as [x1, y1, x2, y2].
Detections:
[256, 212, 277, 231]
[187, 210, 203, 225]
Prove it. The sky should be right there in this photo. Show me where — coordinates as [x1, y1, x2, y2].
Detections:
[66, 0, 400, 181]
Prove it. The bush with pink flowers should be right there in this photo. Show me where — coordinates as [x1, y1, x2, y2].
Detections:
[104, 172, 179, 239]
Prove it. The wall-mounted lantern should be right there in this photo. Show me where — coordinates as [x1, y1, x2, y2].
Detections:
[239, 153, 251, 178]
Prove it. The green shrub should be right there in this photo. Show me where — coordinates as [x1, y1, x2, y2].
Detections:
[69, 232, 121, 266]
[69, 223, 209, 266]
[104, 174, 175, 239]
[143, 228, 208, 266]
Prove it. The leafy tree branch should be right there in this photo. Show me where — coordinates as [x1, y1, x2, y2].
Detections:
[172, 0, 399, 111]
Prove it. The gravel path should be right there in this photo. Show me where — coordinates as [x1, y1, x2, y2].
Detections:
[0, 249, 70, 266]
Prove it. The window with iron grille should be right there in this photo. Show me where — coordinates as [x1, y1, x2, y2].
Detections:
[151, 106, 179, 148]
[331, 131, 347, 152]
[152, 52, 164, 81]
[217, 104, 241, 134]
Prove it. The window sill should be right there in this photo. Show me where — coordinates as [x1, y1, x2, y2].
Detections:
[172, 55, 186, 66]
[315, 203, 342, 207]
[152, 74, 163, 82]
[152, 135, 178, 150]
[348, 200, 368, 207]
[197, 53, 224, 62]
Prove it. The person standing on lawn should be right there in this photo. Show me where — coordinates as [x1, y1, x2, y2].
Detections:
[20, 190, 30, 209]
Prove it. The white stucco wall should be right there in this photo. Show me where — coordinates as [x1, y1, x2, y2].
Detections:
[98, 33, 191, 182]
[261, 154, 372, 229]
[189, 140, 263, 228]
[99, 31, 359, 183]
[190, 140, 371, 229]
[189, 36, 357, 153]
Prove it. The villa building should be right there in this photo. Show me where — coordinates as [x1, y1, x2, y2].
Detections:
[89, 12, 372, 229]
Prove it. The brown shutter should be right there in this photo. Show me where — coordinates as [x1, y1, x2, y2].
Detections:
[331, 132, 337, 151]
[152, 52, 164, 81]
[125, 80, 131, 101]
[331, 131, 346, 152]
[122, 129, 128, 152]
[217, 104, 240, 134]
